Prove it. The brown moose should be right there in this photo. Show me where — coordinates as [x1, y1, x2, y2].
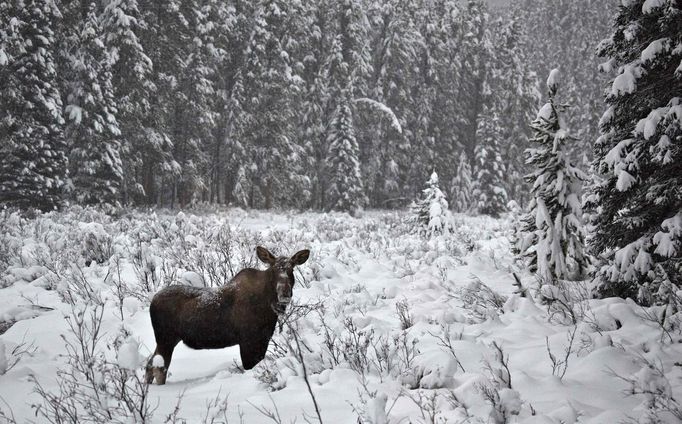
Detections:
[145, 246, 310, 384]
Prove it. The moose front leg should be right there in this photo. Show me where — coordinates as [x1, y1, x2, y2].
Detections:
[239, 339, 270, 370]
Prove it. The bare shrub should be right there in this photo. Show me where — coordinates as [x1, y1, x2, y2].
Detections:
[31, 302, 157, 423]
[429, 324, 466, 372]
[609, 356, 682, 423]
[0, 335, 37, 375]
[395, 298, 414, 330]
[448, 275, 507, 323]
[545, 326, 578, 381]
[57, 265, 105, 306]
[0, 396, 17, 424]
[483, 341, 512, 390]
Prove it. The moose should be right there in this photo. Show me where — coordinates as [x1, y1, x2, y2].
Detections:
[145, 246, 310, 384]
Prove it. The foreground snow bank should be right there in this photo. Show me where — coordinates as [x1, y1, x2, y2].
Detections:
[0, 207, 680, 423]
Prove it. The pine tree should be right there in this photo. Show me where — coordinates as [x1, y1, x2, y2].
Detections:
[409, 171, 452, 237]
[451, 151, 473, 213]
[418, 0, 463, 192]
[239, 0, 308, 208]
[101, 0, 156, 204]
[457, 0, 490, 162]
[516, 0, 615, 164]
[60, 1, 122, 206]
[591, 0, 681, 302]
[363, 0, 421, 205]
[473, 110, 508, 217]
[320, 0, 373, 209]
[170, 1, 218, 207]
[487, 12, 539, 206]
[0, 0, 67, 210]
[518, 69, 587, 282]
[326, 92, 366, 213]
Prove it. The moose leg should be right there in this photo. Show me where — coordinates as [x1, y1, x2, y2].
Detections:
[146, 343, 177, 385]
[145, 355, 155, 384]
[239, 340, 269, 370]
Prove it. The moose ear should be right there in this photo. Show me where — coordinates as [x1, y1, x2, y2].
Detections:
[291, 249, 310, 266]
[256, 246, 276, 265]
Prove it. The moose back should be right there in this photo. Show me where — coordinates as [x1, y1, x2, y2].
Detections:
[146, 246, 310, 384]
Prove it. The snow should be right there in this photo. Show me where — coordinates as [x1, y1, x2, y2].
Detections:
[180, 270, 205, 287]
[610, 65, 638, 96]
[642, 0, 665, 13]
[118, 337, 143, 370]
[641, 38, 670, 63]
[353, 97, 403, 134]
[536, 103, 553, 121]
[0, 208, 681, 423]
[152, 354, 165, 368]
[546, 68, 560, 92]
[653, 212, 682, 257]
[616, 168, 637, 191]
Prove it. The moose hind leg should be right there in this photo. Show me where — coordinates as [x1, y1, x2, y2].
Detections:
[145, 357, 155, 384]
[146, 344, 176, 385]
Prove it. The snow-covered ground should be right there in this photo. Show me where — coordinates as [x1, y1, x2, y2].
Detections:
[0, 207, 680, 423]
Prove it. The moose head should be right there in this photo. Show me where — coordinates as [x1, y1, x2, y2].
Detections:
[256, 246, 310, 314]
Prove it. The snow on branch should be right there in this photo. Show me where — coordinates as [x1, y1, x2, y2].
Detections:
[353, 98, 402, 134]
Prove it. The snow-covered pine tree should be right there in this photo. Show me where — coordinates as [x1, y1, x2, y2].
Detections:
[322, 0, 373, 209]
[518, 69, 587, 282]
[326, 91, 366, 213]
[364, 0, 421, 205]
[239, 0, 308, 209]
[101, 0, 156, 205]
[457, 0, 489, 163]
[473, 110, 508, 217]
[517, 0, 615, 165]
[291, 0, 327, 209]
[419, 0, 463, 194]
[60, 1, 123, 206]
[0, 0, 67, 210]
[224, 71, 251, 207]
[410, 171, 452, 237]
[451, 151, 473, 213]
[591, 0, 681, 303]
[488, 12, 539, 206]
[169, 0, 218, 207]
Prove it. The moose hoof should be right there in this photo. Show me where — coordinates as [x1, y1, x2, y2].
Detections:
[153, 367, 167, 385]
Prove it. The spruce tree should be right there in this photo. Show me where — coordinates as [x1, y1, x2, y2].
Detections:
[60, 1, 122, 206]
[518, 69, 587, 282]
[517, 0, 615, 163]
[239, 0, 308, 208]
[170, 1, 217, 207]
[451, 151, 473, 213]
[457, 0, 489, 162]
[420, 0, 463, 195]
[591, 0, 681, 302]
[0, 0, 67, 210]
[326, 91, 366, 213]
[323, 0, 373, 208]
[101, 0, 155, 204]
[364, 0, 421, 205]
[410, 171, 452, 237]
[488, 12, 539, 205]
[473, 111, 508, 217]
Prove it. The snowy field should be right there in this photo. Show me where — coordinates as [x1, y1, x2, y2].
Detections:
[0, 207, 680, 423]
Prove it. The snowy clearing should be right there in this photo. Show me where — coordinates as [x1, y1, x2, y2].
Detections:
[0, 207, 680, 423]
